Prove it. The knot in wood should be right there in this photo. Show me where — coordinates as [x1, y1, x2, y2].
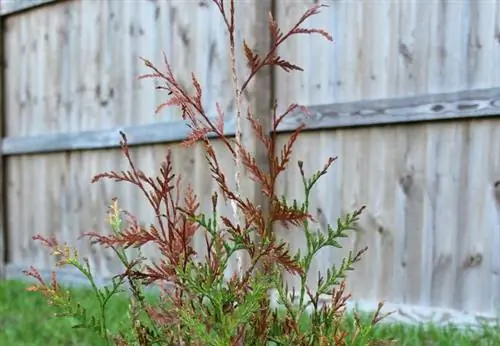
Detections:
[494, 180, 500, 205]
[463, 253, 483, 269]
[399, 173, 413, 195]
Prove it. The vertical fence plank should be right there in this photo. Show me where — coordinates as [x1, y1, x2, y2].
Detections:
[0, 13, 5, 279]
[239, 0, 273, 271]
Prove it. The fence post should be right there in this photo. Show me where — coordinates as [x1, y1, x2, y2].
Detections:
[0, 12, 5, 280]
[241, 0, 274, 272]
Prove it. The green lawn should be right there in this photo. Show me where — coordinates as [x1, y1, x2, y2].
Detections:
[1, 279, 499, 345]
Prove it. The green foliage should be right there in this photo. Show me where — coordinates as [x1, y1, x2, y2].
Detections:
[4, 280, 500, 345]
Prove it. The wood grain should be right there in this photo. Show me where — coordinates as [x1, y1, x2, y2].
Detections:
[275, 1, 500, 104]
[0, 11, 5, 278]
[274, 118, 500, 315]
[1, 120, 237, 155]
[279, 87, 500, 131]
[238, 0, 273, 273]
[0, 0, 61, 16]
[3, 87, 500, 156]
[2, 0, 241, 137]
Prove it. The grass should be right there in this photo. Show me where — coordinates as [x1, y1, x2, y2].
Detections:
[1, 279, 499, 345]
[0, 280, 129, 345]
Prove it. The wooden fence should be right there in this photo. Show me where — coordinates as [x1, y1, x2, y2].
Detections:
[1, 0, 500, 326]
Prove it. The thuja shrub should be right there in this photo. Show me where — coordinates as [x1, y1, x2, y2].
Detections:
[24, 1, 391, 345]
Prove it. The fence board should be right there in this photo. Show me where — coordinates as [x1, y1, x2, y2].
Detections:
[275, 118, 500, 314]
[275, 0, 500, 105]
[0, 11, 5, 278]
[5, 139, 238, 279]
[2, 0, 250, 136]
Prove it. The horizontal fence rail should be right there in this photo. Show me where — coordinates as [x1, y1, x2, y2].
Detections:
[0, 0, 60, 16]
[2, 87, 500, 156]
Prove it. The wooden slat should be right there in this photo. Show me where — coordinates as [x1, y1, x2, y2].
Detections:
[240, 0, 273, 272]
[0, 10, 5, 278]
[2, 120, 237, 155]
[0, 0, 60, 16]
[2, 87, 500, 156]
[278, 86, 500, 131]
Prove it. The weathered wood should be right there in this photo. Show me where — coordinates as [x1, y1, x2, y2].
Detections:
[239, 0, 273, 272]
[3, 0, 241, 137]
[1, 120, 237, 155]
[0, 12, 5, 279]
[278, 87, 500, 131]
[0, 0, 60, 16]
[273, 120, 500, 316]
[5, 141, 238, 279]
[275, 1, 500, 105]
[2, 87, 500, 156]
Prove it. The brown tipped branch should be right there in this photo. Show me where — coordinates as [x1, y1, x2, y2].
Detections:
[240, 4, 333, 92]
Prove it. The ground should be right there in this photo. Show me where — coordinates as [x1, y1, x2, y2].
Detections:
[0, 280, 498, 345]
